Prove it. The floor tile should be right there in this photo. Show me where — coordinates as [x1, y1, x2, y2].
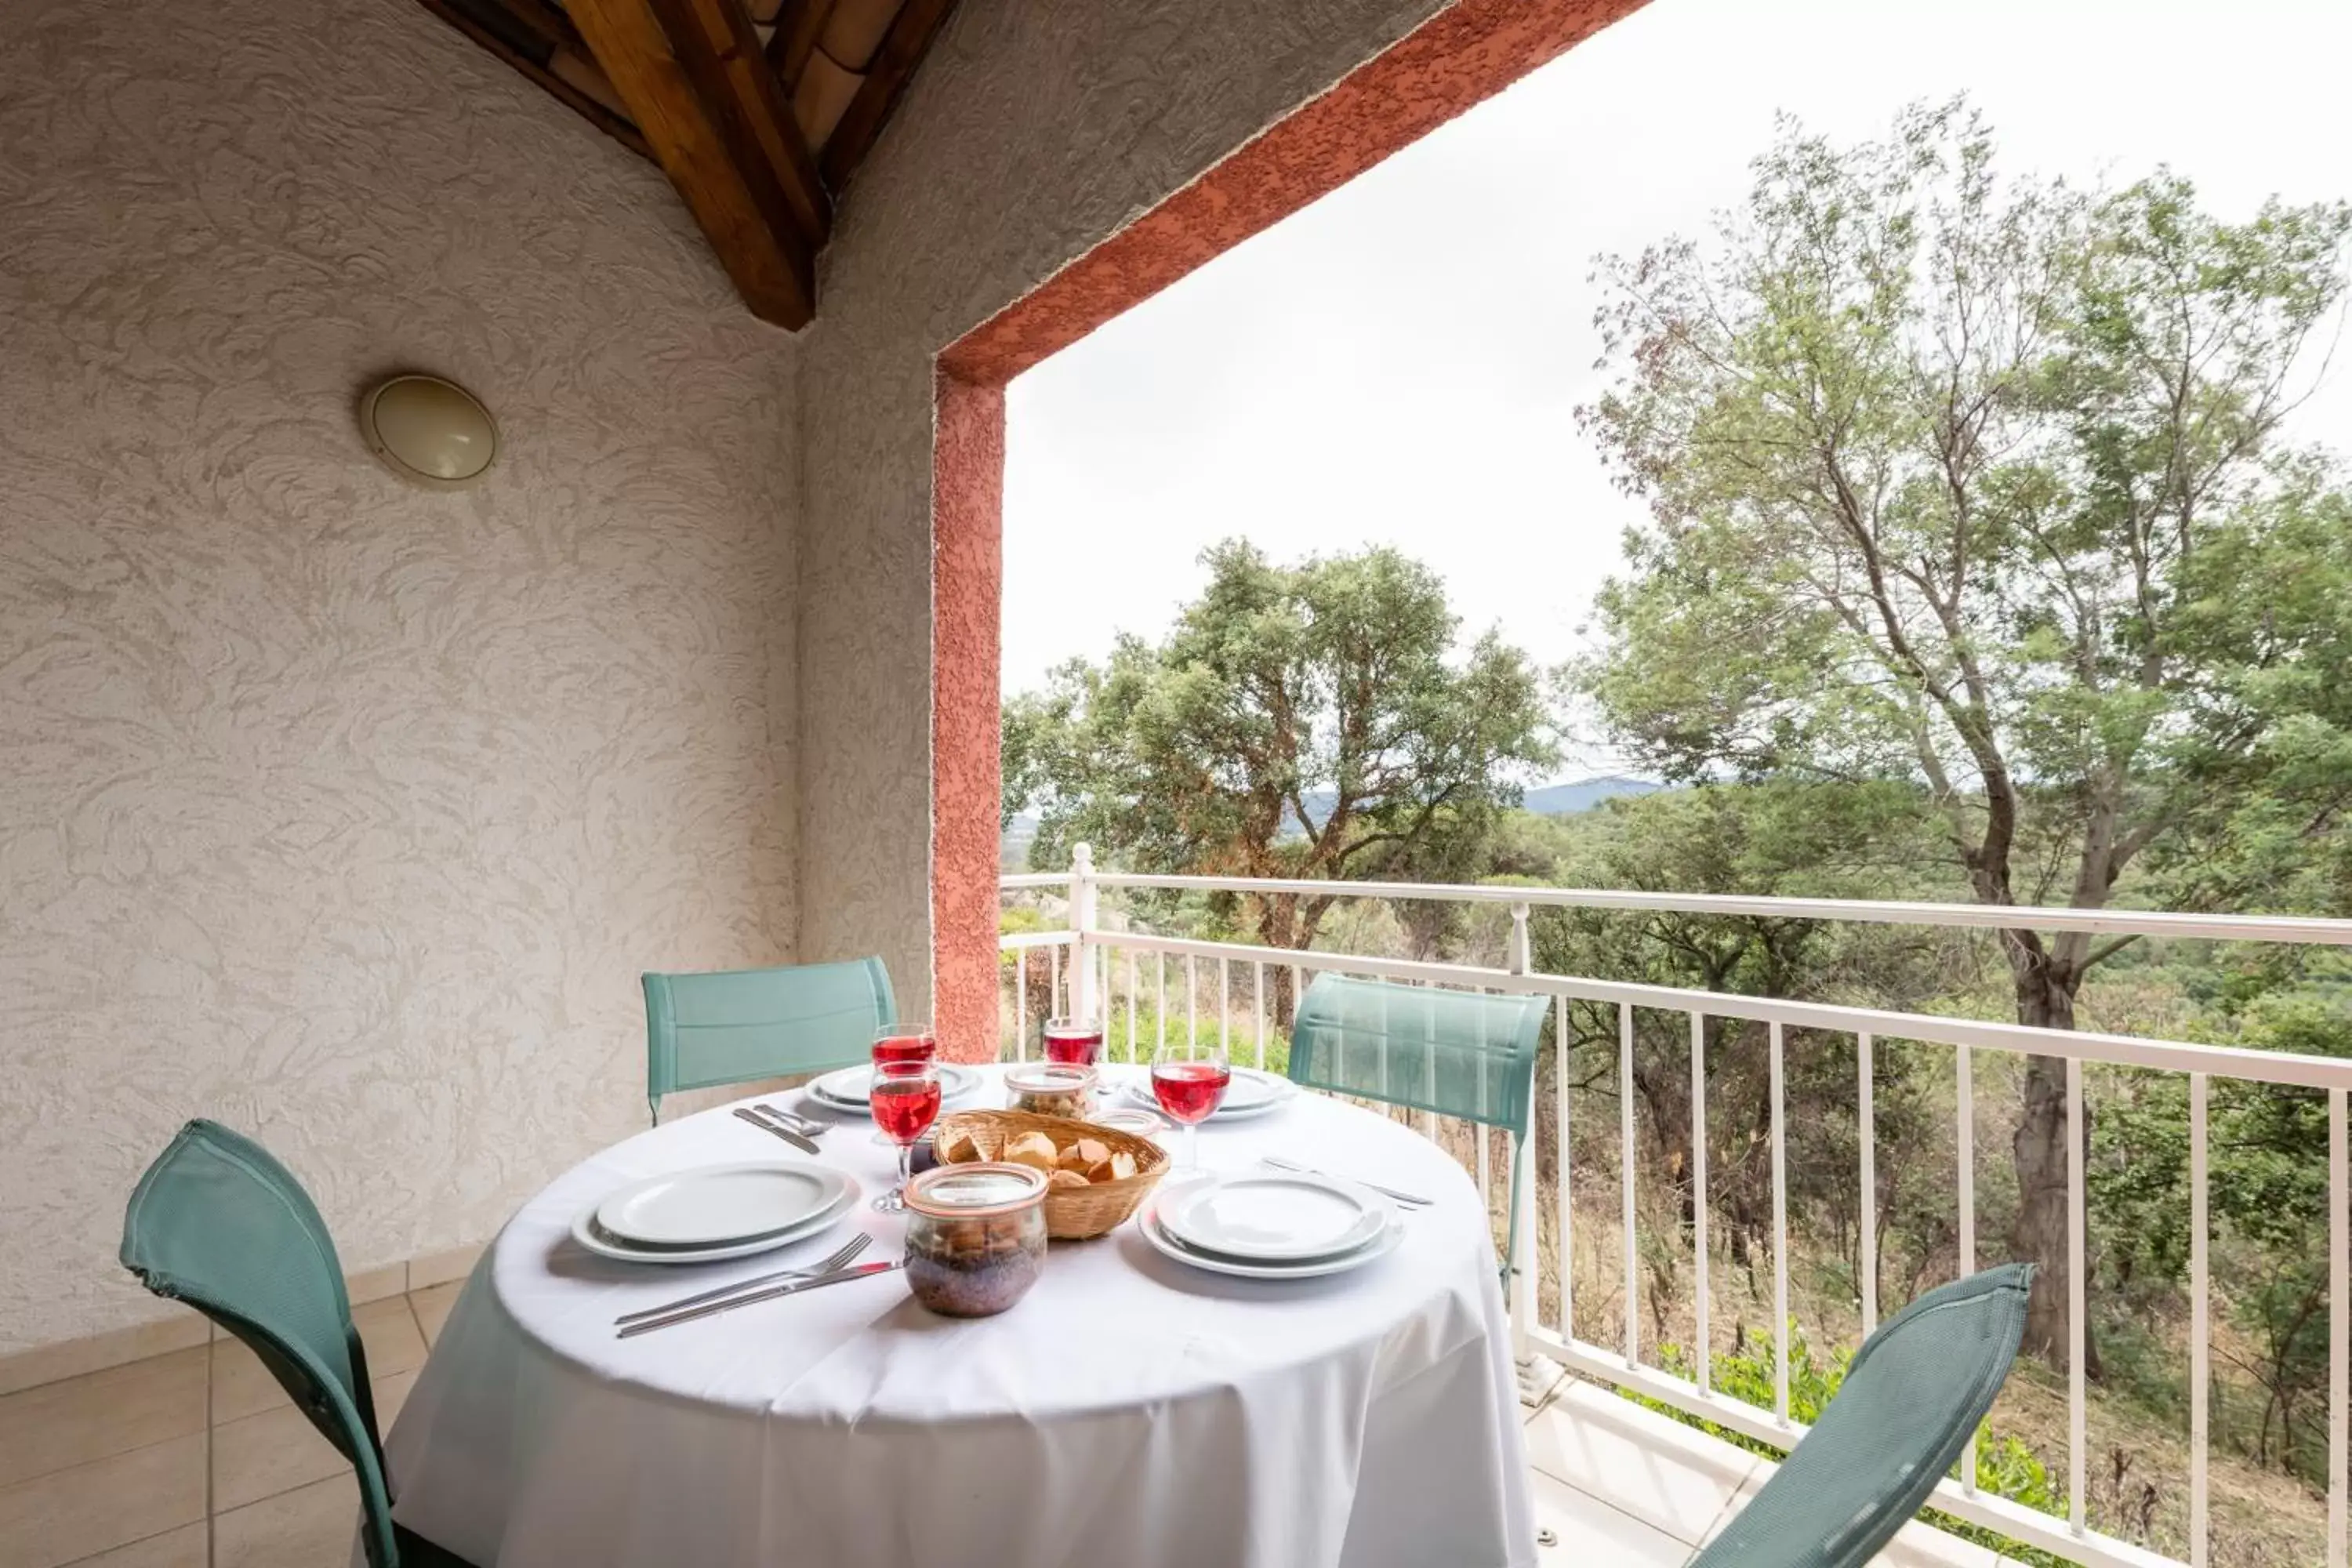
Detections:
[407, 1246, 481, 1290]
[408, 1282, 463, 1348]
[0, 1348, 206, 1488]
[212, 1370, 414, 1512]
[0, 1315, 209, 1400]
[1532, 1467, 1694, 1566]
[344, 1263, 408, 1308]
[212, 1298, 425, 1425]
[215, 1472, 360, 1568]
[56, 1522, 206, 1567]
[0, 1432, 205, 1568]
[1523, 1381, 1757, 1547]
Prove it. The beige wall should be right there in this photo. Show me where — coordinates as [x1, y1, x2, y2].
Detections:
[794, 0, 1448, 1018]
[1, 0, 1461, 1355]
[0, 0, 800, 1350]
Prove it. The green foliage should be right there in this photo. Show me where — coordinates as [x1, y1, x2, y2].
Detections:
[2092, 993, 2352, 1480]
[1002, 540, 1555, 961]
[1635, 1324, 2065, 1566]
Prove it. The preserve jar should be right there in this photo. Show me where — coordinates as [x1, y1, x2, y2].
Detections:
[1003, 1062, 1095, 1120]
[902, 1163, 1048, 1317]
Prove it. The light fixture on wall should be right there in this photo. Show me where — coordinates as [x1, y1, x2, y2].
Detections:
[359, 374, 499, 488]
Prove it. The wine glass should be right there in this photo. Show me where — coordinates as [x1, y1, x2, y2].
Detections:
[1042, 1015, 1105, 1067]
[869, 1059, 942, 1212]
[1149, 1040, 1231, 1171]
[869, 1024, 938, 1142]
[872, 1022, 938, 1065]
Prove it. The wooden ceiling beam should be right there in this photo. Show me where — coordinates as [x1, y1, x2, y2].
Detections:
[567, 0, 828, 328]
[815, 0, 954, 192]
[416, 0, 653, 161]
[764, 0, 837, 89]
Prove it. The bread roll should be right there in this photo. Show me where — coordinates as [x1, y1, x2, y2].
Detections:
[1003, 1130, 1060, 1172]
[1055, 1144, 1094, 1174]
[935, 1126, 980, 1165]
[1105, 1150, 1138, 1181]
[1047, 1167, 1090, 1189]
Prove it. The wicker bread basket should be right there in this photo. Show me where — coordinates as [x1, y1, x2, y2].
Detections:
[931, 1109, 1167, 1240]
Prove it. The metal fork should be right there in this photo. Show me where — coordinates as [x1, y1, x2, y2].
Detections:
[613, 1232, 873, 1327]
[1260, 1155, 1432, 1208]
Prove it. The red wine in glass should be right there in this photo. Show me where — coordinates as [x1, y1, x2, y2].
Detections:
[872, 1028, 938, 1067]
[871, 1062, 942, 1211]
[1150, 1045, 1231, 1170]
[1043, 1016, 1105, 1067]
[1151, 1061, 1230, 1123]
[872, 1074, 942, 1142]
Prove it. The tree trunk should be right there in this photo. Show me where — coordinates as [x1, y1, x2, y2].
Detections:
[2007, 949, 2100, 1377]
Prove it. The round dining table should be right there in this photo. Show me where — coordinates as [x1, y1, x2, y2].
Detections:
[382, 1065, 1536, 1568]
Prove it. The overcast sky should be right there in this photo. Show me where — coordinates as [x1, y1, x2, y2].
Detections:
[1002, 0, 2352, 772]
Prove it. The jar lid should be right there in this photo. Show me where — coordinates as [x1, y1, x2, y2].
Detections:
[1003, 1063, 1096, 1094]
[904, 1162, 1048, 1218]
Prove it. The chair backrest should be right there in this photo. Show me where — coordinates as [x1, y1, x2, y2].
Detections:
[643, 956, 896, 1112]
[1690, 1262, 2034, 1568]
[1287, 974, 1546, 1137]
[120, 1120, 400, 1568]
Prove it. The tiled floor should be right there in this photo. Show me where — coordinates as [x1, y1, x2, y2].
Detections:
[0, 1260, 472, 1568]
[9, 1285, 2014, 1567]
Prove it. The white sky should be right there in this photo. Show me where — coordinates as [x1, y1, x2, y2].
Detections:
[1002, 0, 2352, 771]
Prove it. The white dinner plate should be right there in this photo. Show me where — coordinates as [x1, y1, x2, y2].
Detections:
[806, 1062, 983, 1109]
[1157, 1171, 1390, 1261]
[1138, 1198, 1405, 1280]
[597, 1160, 849, 1248]
[1116, 1066, 1295, 1121]
[572, 1174, 858, 1265]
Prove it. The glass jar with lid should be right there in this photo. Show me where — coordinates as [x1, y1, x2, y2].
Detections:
[1002, 1062, 1096, 1120]
[902, 1163, 1049, 1317]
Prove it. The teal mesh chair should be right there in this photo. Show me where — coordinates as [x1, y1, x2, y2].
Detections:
[1690, 1263, 2034, 1568]
[1287, 973, 1547, 1290]
[119, 1120, 475, 1568]
[643, 956, 895, 1123]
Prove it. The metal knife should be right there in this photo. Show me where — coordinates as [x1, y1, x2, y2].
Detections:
[616, 1259, 902, 1338]
[731, 1107, 820, 1156]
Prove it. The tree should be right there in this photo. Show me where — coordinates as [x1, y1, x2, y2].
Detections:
[1003, 540, 1555, 1011]
[1531, 783, 1969, 1328]
[1577, 97, 2352, 1366]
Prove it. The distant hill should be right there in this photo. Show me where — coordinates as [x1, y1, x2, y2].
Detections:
[1003, 775, 1664, 866]
[1519, 775, 1665, 815]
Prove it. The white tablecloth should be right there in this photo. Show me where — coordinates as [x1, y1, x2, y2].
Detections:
[383, 1066, 1534, 1567]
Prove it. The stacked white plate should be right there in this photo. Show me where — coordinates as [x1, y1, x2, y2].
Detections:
[1114, 1065, 1297, 1122]
[802, 1062, 985, 1114]
[572, 1160, 858, 1264]
[1139, 1170, 1403, 1279]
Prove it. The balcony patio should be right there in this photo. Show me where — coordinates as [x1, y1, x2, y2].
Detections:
[7, 0, 2350, 1562]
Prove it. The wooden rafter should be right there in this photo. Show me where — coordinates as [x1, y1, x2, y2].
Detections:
[421, 0, 959, 325]
[568, 0, 829, 327]
[815, 0, 953, 191]
[419, 0, 652, 161]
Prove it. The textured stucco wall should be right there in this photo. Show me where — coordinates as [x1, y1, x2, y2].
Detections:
[795, 0, 1454, 1047]
[0, 0, 800, 1349]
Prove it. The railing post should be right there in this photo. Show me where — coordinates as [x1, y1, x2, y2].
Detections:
[1071, 841, 1098, 1023]
[1508, 902, 1557, 1403]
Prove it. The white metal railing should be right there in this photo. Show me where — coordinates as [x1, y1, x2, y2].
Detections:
[998, 847, 2352, 1568]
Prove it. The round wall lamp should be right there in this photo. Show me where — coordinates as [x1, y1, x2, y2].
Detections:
[360, 374, 499, 488]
